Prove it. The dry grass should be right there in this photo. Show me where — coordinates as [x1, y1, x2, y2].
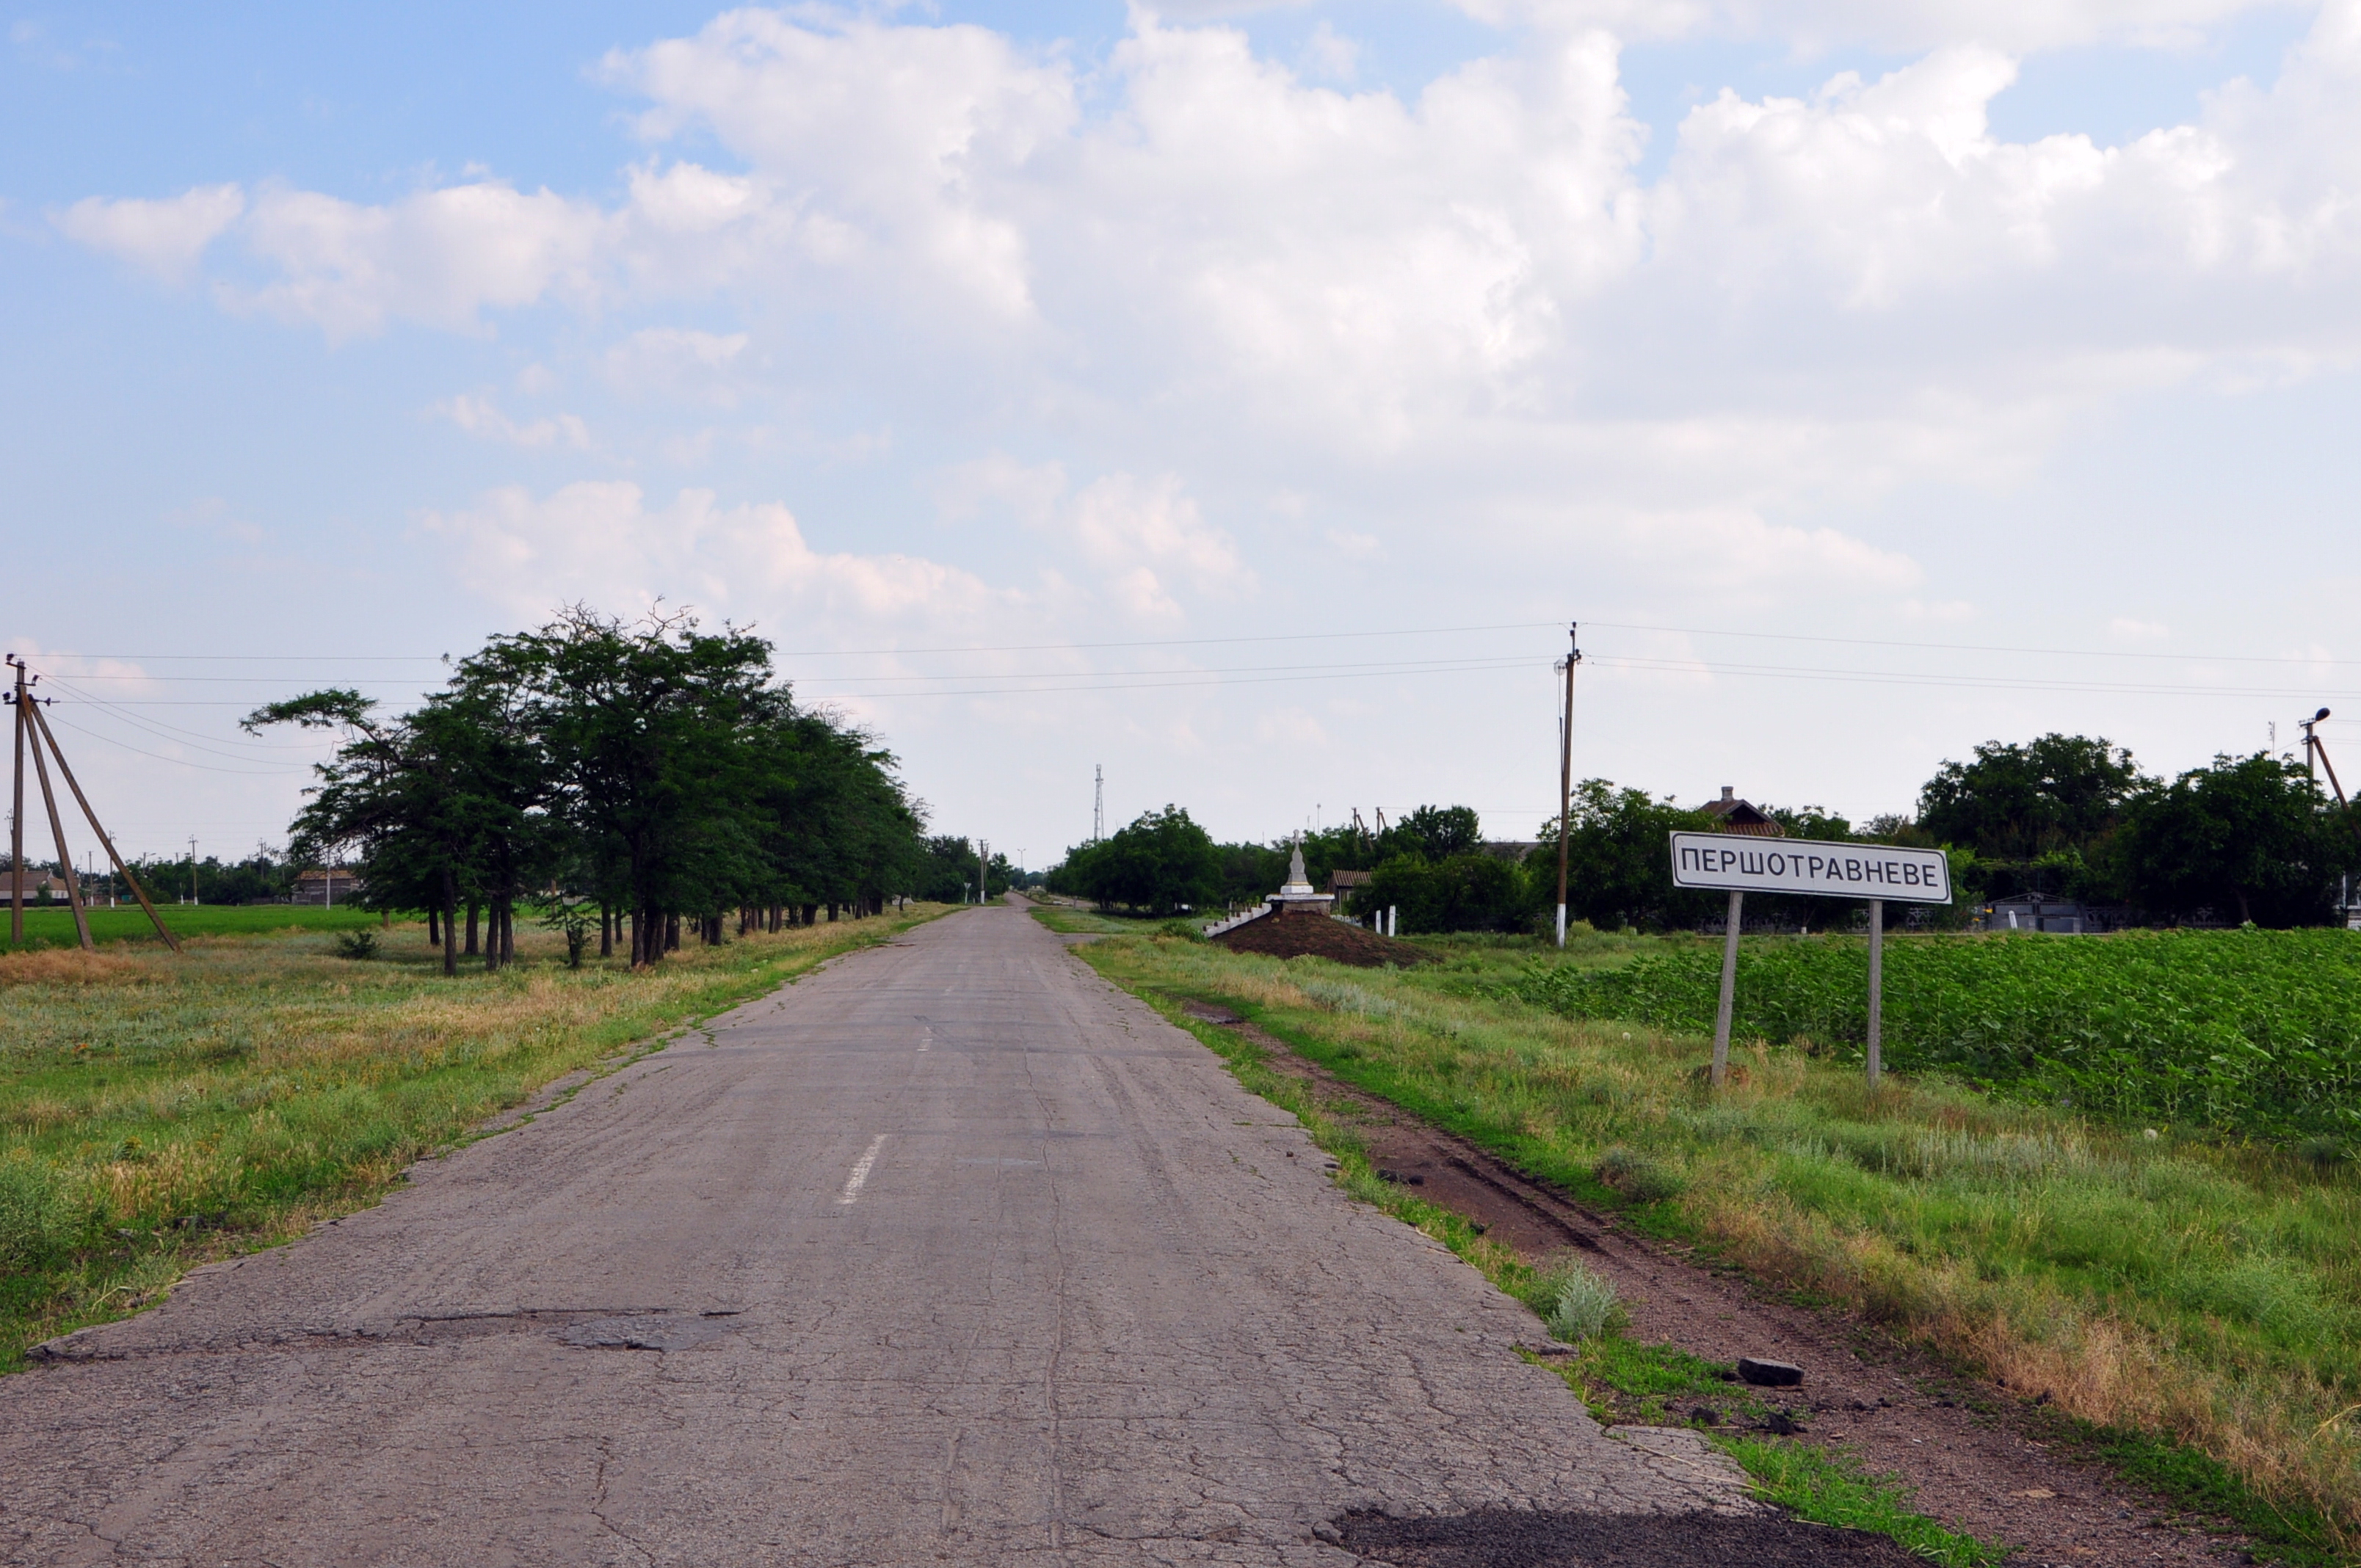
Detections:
[0, 949, 147, 987]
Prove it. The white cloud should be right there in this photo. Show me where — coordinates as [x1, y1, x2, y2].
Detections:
[430, 393, 592, 450]
[1448, 0, 2299, 54]
[420, 481, 1010, 633]
[602, 327, 752, 405]
[227, 181, 611, 340]
[54, 184, 244, 281]
[50, 4, 2361, 598]
[1303, 21, 1360, 81]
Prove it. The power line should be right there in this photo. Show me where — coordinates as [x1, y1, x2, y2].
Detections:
[1586, 620, 2356, 668]
[43, 714, 311, 777]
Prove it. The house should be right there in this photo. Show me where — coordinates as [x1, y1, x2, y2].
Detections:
[5, 870, 70, 901]
[1327, 869, 1373, 900]
[1701, 786, 1783, 837]
[291, 868, 366, 907]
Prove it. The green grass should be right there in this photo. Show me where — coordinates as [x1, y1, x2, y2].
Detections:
[1024, 903, 1173, 936]
[0, 906, 949, 1369]
[6, 904, 385, 949]
[1713, 1434, 2008, 1567]
[1515, 928, 2361, 1139]
[1084, 932, 2361, 1564]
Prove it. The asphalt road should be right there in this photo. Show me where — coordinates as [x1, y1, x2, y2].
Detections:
[1, 904, 1752, 1566]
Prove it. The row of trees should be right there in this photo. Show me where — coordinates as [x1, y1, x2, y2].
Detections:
[250, 606, 936, 972]
[1910, 735, 2353, 926]
[1046, 731, 2360, 934]
[1044, 802, 1537, 931]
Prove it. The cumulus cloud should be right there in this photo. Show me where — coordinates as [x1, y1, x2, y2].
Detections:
[51, 2, 2361, 618]
[54, 184, 244, 281]
[420, 481, 1010, 632]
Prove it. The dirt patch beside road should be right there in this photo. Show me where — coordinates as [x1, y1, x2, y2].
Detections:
[1175, 999, 2255, 1568]
[1214, 910, 1429, 967]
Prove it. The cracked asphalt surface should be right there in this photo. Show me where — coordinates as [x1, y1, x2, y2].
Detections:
[0, 904, 1759, 1566]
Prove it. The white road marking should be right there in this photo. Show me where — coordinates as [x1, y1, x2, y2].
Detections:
[838, 1134, 889, 1205]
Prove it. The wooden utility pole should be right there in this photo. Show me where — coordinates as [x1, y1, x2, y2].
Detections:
[23, 683, 92, 951]
[26, 701, 179, 951]
[1553, 622, 1581, 948]
[9, 656, 24, 944]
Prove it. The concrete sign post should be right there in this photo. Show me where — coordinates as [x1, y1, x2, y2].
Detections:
[1669, 832, 1953, 1089]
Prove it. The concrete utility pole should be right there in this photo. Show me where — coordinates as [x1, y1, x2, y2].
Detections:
[1553, 622, 1581, 949]
[189, 837, 200, 905]
[1093, 765, 1103, 843]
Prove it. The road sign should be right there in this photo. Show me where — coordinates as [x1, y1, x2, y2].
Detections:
[1670, 829, 1951, 1096]
[1669, 832, 1952, 904]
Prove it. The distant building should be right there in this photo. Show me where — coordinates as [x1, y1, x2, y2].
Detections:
[1702, 786, 1782, 837]
[1973, 895, 2129, 934]
[291, 868, 366, 907]
[5, 870, 71, 901]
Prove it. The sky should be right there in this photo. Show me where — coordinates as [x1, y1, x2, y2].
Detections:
[7, 0, 2361, 871]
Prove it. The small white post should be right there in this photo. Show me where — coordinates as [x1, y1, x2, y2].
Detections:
[1388, 905, 1398, 937]
[1865, 898, 1885, 1092]
[1711, 890, 1742, 1088]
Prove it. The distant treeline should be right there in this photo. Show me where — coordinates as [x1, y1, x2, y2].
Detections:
[1045, 732, 2361, 934]
[248, 606, 943, 972]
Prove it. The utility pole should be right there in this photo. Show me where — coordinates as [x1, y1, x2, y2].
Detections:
[189, 836, 200, 905]
[21, 697, 178, 949]
[1093, 765, 1103, 843]
[979, 838, 988, 904]
[1553, 622, 1581, 949]
[9, 655, 25, 943]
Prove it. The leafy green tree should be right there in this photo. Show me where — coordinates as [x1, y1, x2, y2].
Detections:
[1919, 733, 2143, 877]
[1352, 852, 1537, 934]
[2114, 753, 2355, 926]
[1381, 805, 1482, 862]
[1528, 781, 1722, 932]
[252, 605, 930, 969]
[1058, 805, 1221, 915]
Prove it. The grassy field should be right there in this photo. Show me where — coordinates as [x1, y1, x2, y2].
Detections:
[1078, 927, 2360, 1563]
[0, 906, 949, 1369]
[5, 904, 385, 948]
[1517, 929, 2361, 1140]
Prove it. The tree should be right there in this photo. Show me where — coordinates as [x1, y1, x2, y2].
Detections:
[250, 605, 931, 970]
[1528, 781, 1722, 932]
[2114, 752, 2354, 926]
[1057, 805, 1221, 915]
[1352, 852, 1536, 934]
[1382, 805, 1482, 862]
[1920, 735, 2142, 861]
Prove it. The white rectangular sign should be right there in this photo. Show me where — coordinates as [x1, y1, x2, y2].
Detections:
[1669, 832, 1952, 904]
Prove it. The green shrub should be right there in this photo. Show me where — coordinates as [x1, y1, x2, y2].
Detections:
[1543, 1260, 1622, 1341]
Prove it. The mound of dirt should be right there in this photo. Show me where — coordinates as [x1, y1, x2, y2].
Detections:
[1211, 909, 1427, 968]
